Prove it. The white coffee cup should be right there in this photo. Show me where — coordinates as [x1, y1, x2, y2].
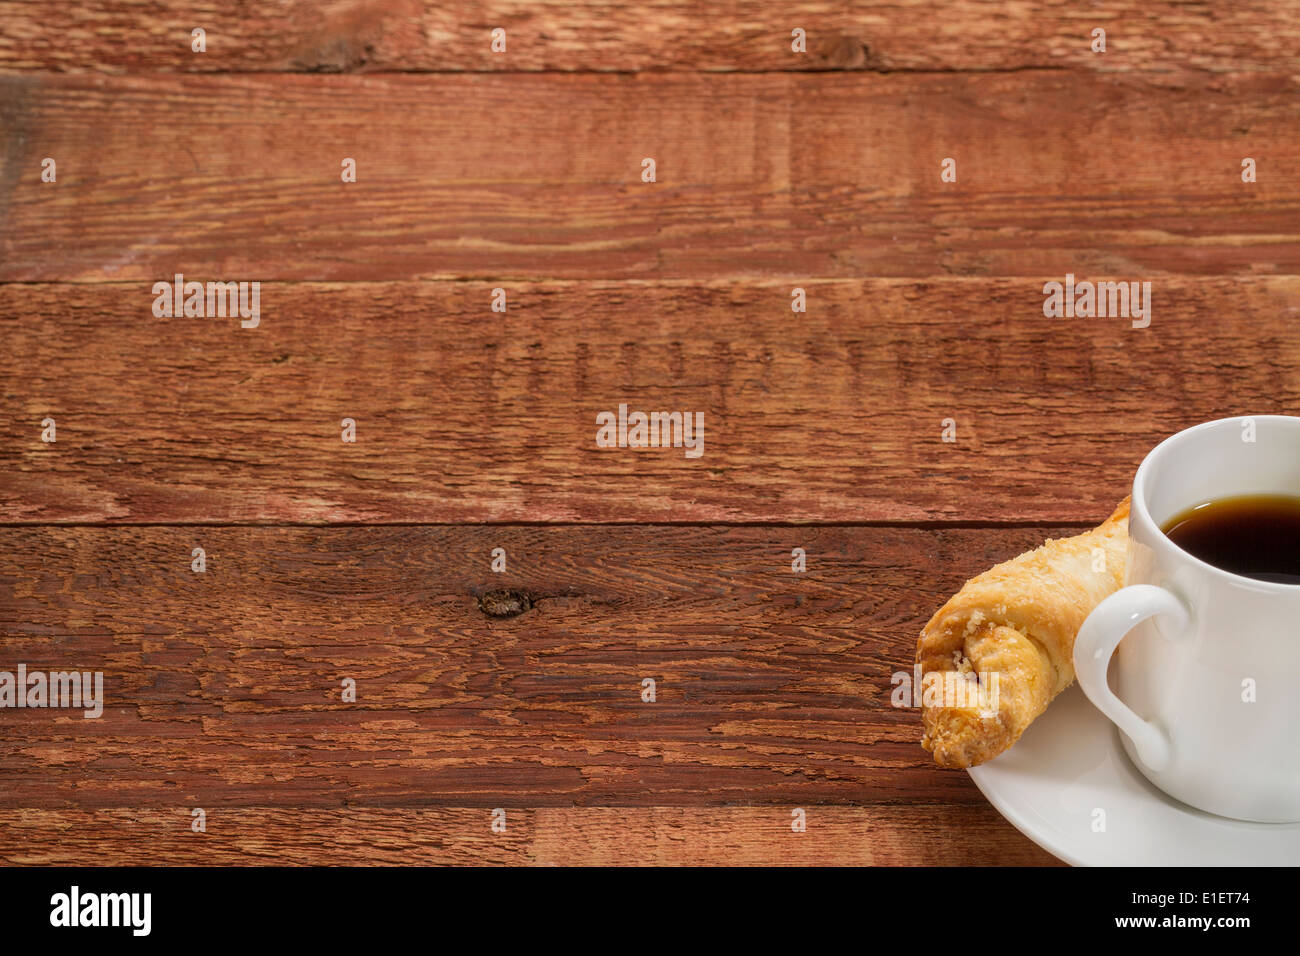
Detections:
[1074, 415, 1300, 823]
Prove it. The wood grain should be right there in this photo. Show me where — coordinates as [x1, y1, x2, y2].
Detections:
[0, 524, 1073, 808]
[2, 72, 1298, 282]
[0, 806, 1060, 865]
[4, 1, 1287, 869]
[3, 279, 1297, 524]
[0, 1, 1296, 75]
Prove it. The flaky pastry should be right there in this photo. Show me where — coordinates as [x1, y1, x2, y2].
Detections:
[917, 498, 1130, 767]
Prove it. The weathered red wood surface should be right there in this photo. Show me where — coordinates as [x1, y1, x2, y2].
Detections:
[1, 73, 1297, 282]
[0, 524, 1076, 805]
[2, 279, 1297, 523]
[0, 807, 1059, 866]
[0, 524, 1069, 862]
[2, 1, 1293, 866]
[0, 0, 1295, 75]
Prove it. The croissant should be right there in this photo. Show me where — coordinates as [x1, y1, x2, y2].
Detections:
[917, 498, 1130, 768]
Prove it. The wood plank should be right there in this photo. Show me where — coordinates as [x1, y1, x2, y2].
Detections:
[2, 279, 1297, 523]
[2, 72, 1298, 281]
[0, 806, 1059, 865]
[0, 524, 1075, 808]
[0, 1, 1295, 75]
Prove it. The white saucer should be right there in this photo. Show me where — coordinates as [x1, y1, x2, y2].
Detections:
[968, 685, 1300, 865]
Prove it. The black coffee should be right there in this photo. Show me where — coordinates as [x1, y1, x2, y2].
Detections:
[1161, 494, 1300, 586]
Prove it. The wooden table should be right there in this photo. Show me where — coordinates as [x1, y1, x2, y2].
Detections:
[1, 1, 1297, 866]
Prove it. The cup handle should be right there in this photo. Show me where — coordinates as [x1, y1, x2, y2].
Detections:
[1073, 584, 1191, 773]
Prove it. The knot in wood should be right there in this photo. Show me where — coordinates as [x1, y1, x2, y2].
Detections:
[477, 589, 532, 619]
